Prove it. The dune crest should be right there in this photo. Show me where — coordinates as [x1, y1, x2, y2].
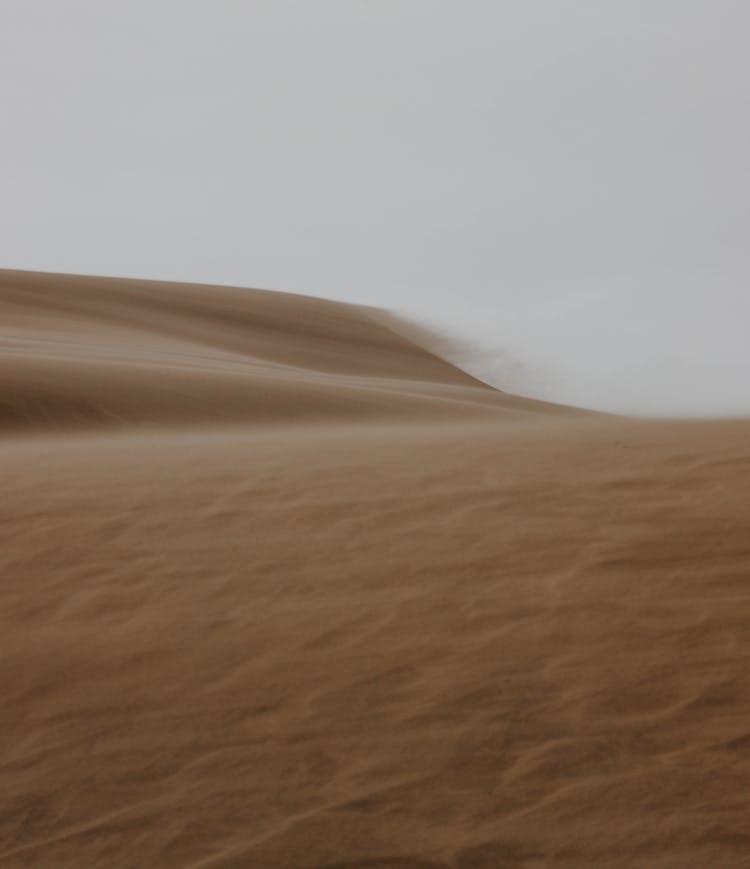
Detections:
[2, 270, 749, 868]
[0, 270, 567, 433]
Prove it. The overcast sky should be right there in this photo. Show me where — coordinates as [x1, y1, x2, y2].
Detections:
[2, 1, 749, 414]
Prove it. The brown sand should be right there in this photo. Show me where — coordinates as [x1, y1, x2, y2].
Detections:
[2, 269, 750, 868]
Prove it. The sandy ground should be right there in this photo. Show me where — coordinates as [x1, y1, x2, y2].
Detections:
[2, 269, 750, 868]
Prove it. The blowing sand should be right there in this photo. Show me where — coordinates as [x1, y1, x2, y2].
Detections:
[2, 269, 750, 868]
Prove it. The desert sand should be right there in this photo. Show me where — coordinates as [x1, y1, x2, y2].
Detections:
[2, 268, 750, 868]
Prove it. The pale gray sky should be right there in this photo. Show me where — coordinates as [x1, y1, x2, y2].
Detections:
[2, 1, 749, 414]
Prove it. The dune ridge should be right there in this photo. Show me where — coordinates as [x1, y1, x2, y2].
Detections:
[2, 270, 750, 868]
[0, 270, 568, 433]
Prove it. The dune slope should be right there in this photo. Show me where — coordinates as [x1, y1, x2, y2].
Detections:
[2, 271, 750, 868]
[0, 270, 562, 432]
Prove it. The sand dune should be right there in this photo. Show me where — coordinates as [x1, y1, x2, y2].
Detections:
[2, 270, 750, 868]
[0, 270, 565, 433]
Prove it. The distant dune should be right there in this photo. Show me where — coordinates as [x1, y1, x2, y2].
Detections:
[0, 270, 569, 433]
[2, 270, 750, 868]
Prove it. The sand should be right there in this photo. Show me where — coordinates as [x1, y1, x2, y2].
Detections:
[2, 269, 750, 868]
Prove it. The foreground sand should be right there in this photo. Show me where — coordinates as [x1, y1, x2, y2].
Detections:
[2, 270, 750, 868]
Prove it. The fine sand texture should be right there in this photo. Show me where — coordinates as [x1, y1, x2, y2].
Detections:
[2, 269, 750, 868]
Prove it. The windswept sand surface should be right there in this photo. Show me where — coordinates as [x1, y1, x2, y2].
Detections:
[2, 270, 750, 868]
